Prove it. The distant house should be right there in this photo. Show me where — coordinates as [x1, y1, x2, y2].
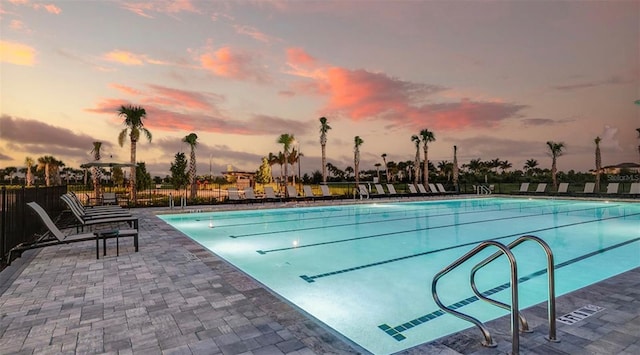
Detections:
[222, 171, 255, 189]
[600, 162, 640, 175]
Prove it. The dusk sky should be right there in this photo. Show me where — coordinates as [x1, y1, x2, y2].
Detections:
[1, 0, 639, 178]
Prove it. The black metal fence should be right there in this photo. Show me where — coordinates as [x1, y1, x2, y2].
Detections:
[0, 185, 68, 266]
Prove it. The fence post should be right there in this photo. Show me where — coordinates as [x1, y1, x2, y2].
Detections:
[1, 187, 6, 264]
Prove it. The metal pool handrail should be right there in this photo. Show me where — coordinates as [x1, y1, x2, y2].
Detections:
[470, 235, 559, 343]
[432, 240, 519, 353]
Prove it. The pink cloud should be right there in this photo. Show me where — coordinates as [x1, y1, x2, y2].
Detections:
[199, 46, 270, 83]
[103, 50, 145, 65]
[109, 83, 143, 96]
[120, 0, 199, 18]
[7, 1, 61, 14]
[287, 47, 317, 67]
[234, 25, 280, 44]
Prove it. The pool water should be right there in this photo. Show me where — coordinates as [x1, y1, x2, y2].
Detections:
[158, 198, 640, 354]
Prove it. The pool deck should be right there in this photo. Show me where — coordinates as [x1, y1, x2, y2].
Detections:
[1, 197, 638, 354]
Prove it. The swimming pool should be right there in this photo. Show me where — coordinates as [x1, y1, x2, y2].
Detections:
[158, 197, 640, 354]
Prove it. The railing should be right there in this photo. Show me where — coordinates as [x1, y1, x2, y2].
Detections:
[476, 185, 492, 195]
[432, 235, 559, 355]
[1, 186, 68, 267]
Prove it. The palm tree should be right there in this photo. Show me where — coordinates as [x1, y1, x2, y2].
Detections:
[420, 129, 436, 187]
[636, 128, 640, 163]
[381, 153, 388, 182]
[546, 141, 566, 190]
[374, 163, 381, 181]
[117, 104, 152, 202]
[90, 141, 102, 198]
[499, 160, 512, 174]
[411, 135, 421, 185]
[267, 152, 279, 182]
[277, 133, 295, 186]
[354, 136, 364, 187]
[24, 156, 34, 186]
[452, 146, 459, 189]
[183, 133, 198, 199]
[5, 167, 17, 185]
[319, 116, 331, 183]
[37, 155, 54, 186]
[594, 136, 602, 192]
[524, 159, 539, 176]
[288, 147, 302, 184]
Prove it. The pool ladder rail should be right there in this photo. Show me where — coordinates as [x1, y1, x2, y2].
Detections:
[431, 235, 559, 355]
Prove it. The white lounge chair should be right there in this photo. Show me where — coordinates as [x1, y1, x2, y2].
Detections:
[374, 184, 386, 196]
[581, 182, 595, 194]
[227, 188, 242, 202]
[517, 183, 530, 193]
[436, 183, 455, 194]
[286, 185, 302, 199]
[386, 184, 401, 196]
[8, 202, 138, 265]
[428, 183, 439, 194]
[605, 183, 619, 194]
[417, 184, 429, 194]
[243, 187, 260, 202]
[357, 185, 369, 199]
[264, 186, 280, 201]
[320, 185, 336, 199]
[408, 184, 419, 194]
[627, 182, 640, 195]
[534, 183, 547, 193]
[557, 183, 569, 194]
[303, 185, 316, 200]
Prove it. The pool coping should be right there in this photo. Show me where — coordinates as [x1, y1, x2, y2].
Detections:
[0, 195, 638, 354]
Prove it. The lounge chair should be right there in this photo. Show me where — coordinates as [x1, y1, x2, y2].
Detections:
[67, 192, 125, 213]
[357, 184, 370, 199]
[428, 183, 439, 194]
[374, 184, 386, 196]
[605, 183, 619, 194]
[534, 183, 547, 193]
[303, 185, 317, 200]
[517, 183, 530, 194]
[102, 192, 118, 205]
[61, 194, 131, 220]
[436, 183, 455, 194]
[264, 186, 281, 201]
[320, 185, 337, 199]
[286, 185, 304, 200]
[387, 184, 402, 197]
[408, 184, 419, 195]
[580, 182, 595, 194]
[8, 202, 138, 265]
[243, 187, 260, 202]
[627, 182, 640, 195]
[417, 184, 429, 194]
[61, 195, 138, 232]
[556, 183, 569, 194]
[227, 188, 242, 203]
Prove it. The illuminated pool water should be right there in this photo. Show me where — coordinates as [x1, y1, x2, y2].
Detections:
[158, 198, 640, 354]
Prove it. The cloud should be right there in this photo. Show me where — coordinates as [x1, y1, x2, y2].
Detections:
[9, 19, 30, 32]
[120, 0, 199, 18]
[552, 75, 634, 91]
[0, 40, 36, 66]
[234, 25, 281, 44]
[521, 118, 574, 126]
[199, 46, 271, 83]
[0, 151, 12, 161]
[284, 51, 527, 130]
[6, 0, 61, 14]
[0, 115, 113, 161]
[87, 83, 313, 136]
[102, 50, 170, 66]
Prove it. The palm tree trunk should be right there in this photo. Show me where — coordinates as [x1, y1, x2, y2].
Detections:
[321, 143, 327, 183]
[423, 146, 429, 188]
[130, 140, 137, 201]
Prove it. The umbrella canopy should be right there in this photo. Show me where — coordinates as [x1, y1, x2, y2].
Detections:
[80, 161, 137, 169]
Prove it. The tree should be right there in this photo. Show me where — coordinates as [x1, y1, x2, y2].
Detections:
[499, 160, 512, 174]
[256, 157, 272, 184]
[288, 147, 302, 184]
[420, 129, 436, 187]
[345, 166, 354, 180]
[452, 146, 459, 188]
[112, 166, 124, 187]
[90, 141, 103, 197]
[594, 136, 602, 192]
[374, 163, 381, 181]
[37, 156, 55, 186]
[24, 156, 34, 186]
[4, 167, 17, 185]
[546, 141, 566, 190]
[381, 153, 388, 182]
[170, 152, 189, 190]
[183, 133, 198, 199]
[354, 136, 364, 187]
[277, 133, 295, 185]
[524, 159, 539, 176]
[117, 104, 152, 202]
[136, 162, 152, 191]
[411, 135, 421, 185]
[319, 116, 331, 183]
[636, 128, 640, 163]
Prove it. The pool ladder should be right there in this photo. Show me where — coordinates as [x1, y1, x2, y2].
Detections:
[431, 235, 559, 355]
